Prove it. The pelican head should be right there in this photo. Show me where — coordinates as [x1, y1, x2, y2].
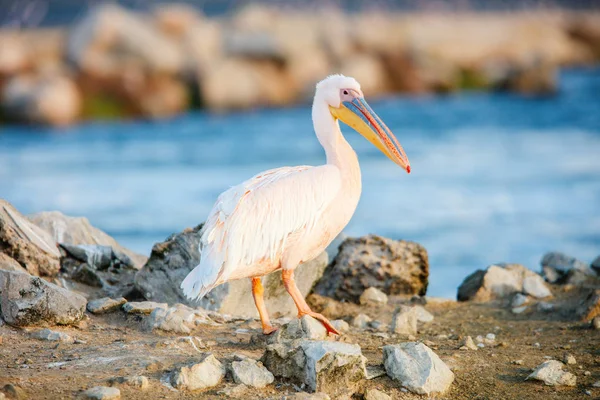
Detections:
[317, 74, 410, 173]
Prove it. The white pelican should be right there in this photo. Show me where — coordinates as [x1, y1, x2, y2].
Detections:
[181, 74, 410, 335]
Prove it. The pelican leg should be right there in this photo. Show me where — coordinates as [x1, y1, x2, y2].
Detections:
[281, 269, 341, 335]
[251, 277, 277, 335]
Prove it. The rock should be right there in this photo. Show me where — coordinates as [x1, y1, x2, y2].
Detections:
[87, 297, 127, 314]
[0, 199, 60, 276]
[457, 263, 550, 302]
[591, 255, 600, 275]
[285, 393, 331, 400]
[122, 301, 167, 315]
[262, 341, 367, 397]
[459, 336, 478, 350]
[563, 353, 576, 365]
[109, 375, 149, 390]
[230, 358, 274, 388]
[330, 319, 349, 333]
[537, 302, 554, 312]
[593, 316, 600, 330]
[146, 303, 212, 334]
[134, 225, 329, 317]
[0, 254, 27, 273]
[364, 388, 392, 400]
[28, 211, 147, 269]
[540, 252, 594, 284]
[383, 342, 454, 395]
[366, 365, 387, 380]
[352, 313, 372, 329]
[511, 293, 529, 307]
[594, 380, 600, 388]
[313, 235, 428, 302]
[30, 328, 74, 343]
[82, 386, 120, 400]
[512, 306, 528, 314]
[170, 354, 225, 391]
[522, 275, 552, 298]
[390, 306, 418, 336]
[414, 306, 434, 323]
[526, 360, 576, 386]
[576, 289, 600, 322]
[2, 384, 26, 400]
[359, 287, 388, 306]
[0, 270, 86, 326]
[269, 315, 327, 343]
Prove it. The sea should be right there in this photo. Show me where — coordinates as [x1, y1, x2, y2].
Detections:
[1, 67, 599, 299]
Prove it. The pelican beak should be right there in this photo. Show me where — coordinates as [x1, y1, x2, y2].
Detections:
[330, 98, 410, 173]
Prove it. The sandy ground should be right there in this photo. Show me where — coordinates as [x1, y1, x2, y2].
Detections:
[1, 289, 599, 400]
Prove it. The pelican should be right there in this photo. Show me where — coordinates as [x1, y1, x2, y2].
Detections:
[181, 74, 410, 335]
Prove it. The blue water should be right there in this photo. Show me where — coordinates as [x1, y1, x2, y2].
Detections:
[1, 68, 600, 298]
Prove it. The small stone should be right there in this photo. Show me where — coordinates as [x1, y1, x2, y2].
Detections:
[269, 315, 327, 343]
[459, 336, 477, 351]
[230, 358, 274, 388]
[486, 333, 496, 341]
[365, 365, 387, 380]
[364, 388, 392, 400]
[593, 317, 600, 330]
[537, 302, 554, 312]
[533, 343, 541, 348]
[584, 371, 591, 376]
[87, 298, 127, 314]
[111, 376, 149, 390]
[359, 287, 388, 306]
[330, 319, 349, 333]
[30, 329, 74, 344]
[82, 386, 120, 400]
[522, 275, 552, 298]
[585, 390, 592, 396]
[217, 384, 248, 397]
[352, 313, 372, 329]
[563, 353, 576, 365]
[390, 306, 418, 336]
[383, 342, 454, 395]
[512, 306, 528, 314]
[122, 301, 167, 315]
[413, 306, 434, 323]
[368, 320, 387, 331]
[592, 381, 600, 387]
[477, 343, 485, 348]
[146, 303, 211, 334]
[527, 360, 577, 386]
[511, 293, 529, 308]
[170, 354, 225, 390]
[512, 360, 524, 365]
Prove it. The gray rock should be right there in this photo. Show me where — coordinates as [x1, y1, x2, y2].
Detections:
[383, 342, 454, 395]
[269, 315, 327, 343]
[537, 302, 554, 312]
[526, 360, 577, 386]
[262, 340, 367, 397]
[540, 252, 595, 284]
[146, 303, 212, 334]
[512, 305, 528, 314]
[0, 199, 60, 276]
[0, 270, 86, 326]
[82, 386, 121, 400]
[522, 275, 552, 298]
[170, 353, 225, 390]
[351, 313, 372, 329]
[414, 305, 434, 323]
[122, 301, 167, 315]
[592, 255, 600, 275]
[230, 358, 274, 388]
[365, 388, 392, 400]
[366, 365, 387, 379]
[134, 224, 329, 317]
[30, 328, 74, 343]
[87, 297, 127, 314]
[110, 375, 149, 390]
[457, 263, 550, 302]
[285, 393, 331, 400]
[390, 306, 418, 336]
[28, 211, 147, 269]
[511, 293, 529, 307]
[313, 235, 428, 303]
[359, 287, 388, 306]
[330, 319, 349, 333]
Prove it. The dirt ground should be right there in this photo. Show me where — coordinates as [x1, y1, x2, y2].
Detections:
[1, 288, 599, 400]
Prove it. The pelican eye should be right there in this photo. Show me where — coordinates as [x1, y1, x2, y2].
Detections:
[343, 90, 348, 95]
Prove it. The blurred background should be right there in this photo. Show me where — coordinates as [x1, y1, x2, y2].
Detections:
[0, 0, 599, 298]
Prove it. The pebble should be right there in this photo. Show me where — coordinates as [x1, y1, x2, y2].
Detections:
[585, 390, 592, 396]
[30, 329, 74, 344]
[459, 336, 478, 351]
[86, 297, 127, 314]
[533, 343, 541, 348]
[593, 317, 600, 330]
[486, 333, 496, 341]
[122, 301, 167, 315]
[511, 293, 529, 307]
[413, 306, 434, 323]
[477, 343, 485, 348]
[110, 375, 149, 390]
[512, 306, 528, 314]
[351, 313, 372, 329]
[584, 371, 591, 376]
[512, 360, 524, 365]
[364, 388, 392, 400]
[527, 360, 577, 386]
[593, 381, 600, 388]
[359, 287, 388, 306]
[537, 302, 554, 312]
[82, 386, 120, 400]
[563, 353, 576, 365]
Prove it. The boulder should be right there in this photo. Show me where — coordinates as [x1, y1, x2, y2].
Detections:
[170, 354, 225, 391]
[0, 270, 86, 326]
[390, 306, 418, 336]
[135, 225, 329, 318]
[526, 360, 576, 386]
[383, 342, 454, 395]
[230, 358, 274, 388]
[359, 287, 388, 306]
[0, 199, 60, 276]
[540, 252, 595, 284]
[313, 235, 429, 303]
[457, 263, 551, 302]
[87, 297, 127, 314]
[28, 211, 147, 269]
[262, 340, 367, 397]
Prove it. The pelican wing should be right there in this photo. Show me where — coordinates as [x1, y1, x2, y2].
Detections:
[181, 165, 341, 300]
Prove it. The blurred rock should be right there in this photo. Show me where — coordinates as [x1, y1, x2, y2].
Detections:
[170, 354, 225, 391]
[146, 303, 212, 334]
[268, 315, 327, 343]
[383, 342, 454, 395]
[82, 386, 120, 400]
[414, 305, 434, 323]
[364, 388, 392, 400]
[526, 360, 576, 386]
[30, 328, 74, 343]
[576, 289, 600, 322]
[567, 14, 600, 59]
[153, 4, 202, 39]
[122, 301, 167, 315]
[339, 54, 388, 97]
[330, 319, 350, 333]
[352, 313, 372, 329]
[0, 253, 26, 273]
[230, 358, 274, 388]
[458, 263, 551, 302]
[541, 252, 595, 284]
[359, 287, 388, 306]
[390, 306, 418, 336]
[0, 270, 86, 326]
[592, 255, 600, 275]
[87, 297, 127, 314]
[262, 340, 367, 396]
[135, 224, 328, 318]
[313, 235, 429, 303]
[0, 199, 60, 276]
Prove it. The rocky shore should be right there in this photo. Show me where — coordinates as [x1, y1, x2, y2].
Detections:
[1, 198, 599, 399]
[1, 5, 600, 126]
